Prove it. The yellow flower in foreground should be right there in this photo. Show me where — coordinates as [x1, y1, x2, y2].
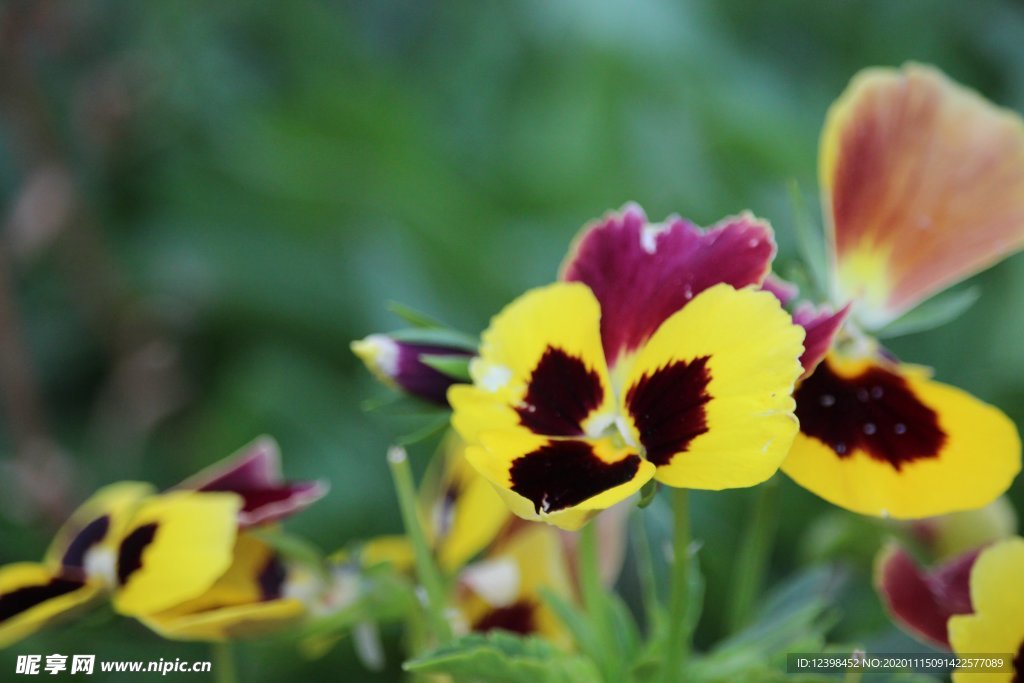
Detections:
[948, 537, 1024, 682]
[450, 278, 805, 530]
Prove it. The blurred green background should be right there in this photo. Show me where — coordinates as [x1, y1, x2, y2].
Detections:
[3, 0, 1024, 679]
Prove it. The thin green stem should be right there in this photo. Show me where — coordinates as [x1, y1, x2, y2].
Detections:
[726, 478, 779, 633]
[632, 510, 659, 635]
[388, 445, 453, 644]
[212, 641, 237, 683]
[660, 489, 691, 683]
[579, 521, 624, 682]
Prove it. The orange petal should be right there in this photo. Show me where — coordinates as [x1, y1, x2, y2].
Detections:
[821, 63, 1024, 328]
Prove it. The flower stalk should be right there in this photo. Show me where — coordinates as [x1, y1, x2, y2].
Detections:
[726, 477, 779, 633]
[387, 445, 453, 645]
[661, 488, 691, 683]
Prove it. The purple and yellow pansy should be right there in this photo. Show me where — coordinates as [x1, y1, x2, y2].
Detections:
[0, 438, 326, 647]
[947, 537, 1024, 682]
[450, 205, 807, 529]
[780, 64, 1024, 518]
[877, 535, 1024, 682]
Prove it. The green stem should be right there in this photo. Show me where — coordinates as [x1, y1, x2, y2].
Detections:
[660, 489, 691, 683]
[388, 445, 453, 644]
[632, 510, 659, 635]
[212, 641, 237, 683]
[579, 521, 623, 682]
[726, 478, 779, 633]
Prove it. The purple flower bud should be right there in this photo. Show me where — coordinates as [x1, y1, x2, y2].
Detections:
[351, 334, 473, 406]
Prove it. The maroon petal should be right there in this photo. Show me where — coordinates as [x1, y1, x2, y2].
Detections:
[560, 203, 776, 368]
[793, 302, 851, 376]
[763, 274, 800, 306]
[176, 437, 328, 527]
[875, 543, 979, 649]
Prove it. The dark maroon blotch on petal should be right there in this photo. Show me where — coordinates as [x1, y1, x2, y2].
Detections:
[257, 554, 287, 601]
[562, 204, 775, 366]
[625, 356, 712, 467]
[795, 359, 946, 470]
[117, 523, 159, 585]
[509, 441, 641, 514]
[472, 599, 537, 635]
[0, 576, 88, 624]
[876, 544, 978, 648]
[516, 347, 604, 437]
[61, 515, 110, 571]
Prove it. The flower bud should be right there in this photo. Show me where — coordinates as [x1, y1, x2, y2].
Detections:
[351, 333, 473, 406]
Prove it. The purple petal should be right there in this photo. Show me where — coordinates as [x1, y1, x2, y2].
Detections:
[176, 437, 328, 527]
[561, 203, 776, 368]
[793, 302, 851, 376]
[875, 543, 978, 649]
[763, 274, 800, 306]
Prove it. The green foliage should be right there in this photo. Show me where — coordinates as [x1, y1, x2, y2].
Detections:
[876, 287, 982, 338]
[404, 632, 602, 683]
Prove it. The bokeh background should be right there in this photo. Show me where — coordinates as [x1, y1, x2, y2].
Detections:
[3, 0, 1024, 680]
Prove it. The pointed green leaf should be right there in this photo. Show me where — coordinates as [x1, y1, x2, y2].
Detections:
[787, 180, 829, 301]
[387, 301, 447, 329]
[420, 353, 472, 381]
[875, 286, 980, 338]
[390, 326, 480, 353]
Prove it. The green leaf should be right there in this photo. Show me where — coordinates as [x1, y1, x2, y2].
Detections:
[875, 286, 981, 338]
[690, 566, 844, 682]
[390, 326, 480, 353]
[637, 480, 659, 509]
[787, 179, 829, 301]
[404, 631, 602, 683]
[538, 588, 602, 660]
[396, 412, 452, 446]
[387, 300, 447, 329]
[420, 353, 472, 381]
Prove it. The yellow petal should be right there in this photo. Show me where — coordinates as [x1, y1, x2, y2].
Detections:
[140, 535, 305, 642]
[45, 481, 155, 575]
[0, 563, 101, 649]
[948, 538, 1024, 683]
[783, 353, 1021, 518]
[450, 282, 616, 444]
[113, 492, 241, 616]
[821, 63, 1024, 328]
[419, 434, 510, 573]
[620, 284, 804, 489]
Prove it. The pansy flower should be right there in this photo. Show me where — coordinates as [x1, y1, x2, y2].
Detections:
[875, 543, 978, 649]
[450, 206, 807, 529]
[0, 486, 241, 648]
[947, 537, 1024, 682]
[876, 499, 1017, 650]
[455, 522, 574, 646]
[139, 534, 310, 642]
[0, 438, 325, 647]
[780, 64, 1024, 518]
